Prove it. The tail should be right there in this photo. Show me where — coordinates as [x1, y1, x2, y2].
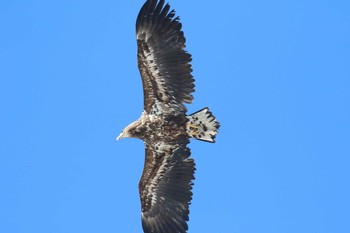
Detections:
[186, 107, 220, 143]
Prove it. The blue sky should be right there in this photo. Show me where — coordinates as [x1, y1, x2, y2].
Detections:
[1, 0, 350, 232]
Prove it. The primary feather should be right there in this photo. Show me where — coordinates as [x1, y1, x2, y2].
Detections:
[136, 0, 194, 115]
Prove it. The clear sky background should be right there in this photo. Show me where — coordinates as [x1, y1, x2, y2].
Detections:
[1, 0, 349, 232]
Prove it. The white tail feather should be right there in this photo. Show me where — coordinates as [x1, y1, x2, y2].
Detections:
[186, 108, 220, 142]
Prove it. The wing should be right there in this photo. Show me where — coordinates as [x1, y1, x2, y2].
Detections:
[139, 139, 195, 233]
[136, 0, 195, 115]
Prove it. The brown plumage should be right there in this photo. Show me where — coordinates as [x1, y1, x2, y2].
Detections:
[117, 0, 220, 232]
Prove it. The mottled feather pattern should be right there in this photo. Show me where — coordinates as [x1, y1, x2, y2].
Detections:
[117, 1, 220, 233]
[140, 141, 195, 233]
[137, 0, 195, 115]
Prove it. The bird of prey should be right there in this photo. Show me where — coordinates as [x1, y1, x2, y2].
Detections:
[117, 0, 220, 232]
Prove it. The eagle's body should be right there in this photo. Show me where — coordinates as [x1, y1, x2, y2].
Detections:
[117, 0, 220, 232]
[123, 113, 187, 142]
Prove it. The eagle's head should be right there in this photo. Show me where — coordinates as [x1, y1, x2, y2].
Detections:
[116, 120, 143, 140]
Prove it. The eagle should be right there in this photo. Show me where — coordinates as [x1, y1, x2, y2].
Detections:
[117, 0, 220, 232]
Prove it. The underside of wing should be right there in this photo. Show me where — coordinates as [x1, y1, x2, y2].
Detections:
[139, 140, 195, 233]
[136, 0, 195, 115]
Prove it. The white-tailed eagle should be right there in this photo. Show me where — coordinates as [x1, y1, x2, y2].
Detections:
[117, 0, 220, 232]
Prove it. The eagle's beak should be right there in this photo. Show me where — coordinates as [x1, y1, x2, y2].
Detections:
[116, 131, 124, 140]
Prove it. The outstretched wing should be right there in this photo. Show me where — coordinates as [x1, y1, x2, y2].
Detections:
[139, 139, 195, 233]
[136, 0, 195, 115]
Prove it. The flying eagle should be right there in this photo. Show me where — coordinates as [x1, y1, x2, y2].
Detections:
[117, 0, 220, 232]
